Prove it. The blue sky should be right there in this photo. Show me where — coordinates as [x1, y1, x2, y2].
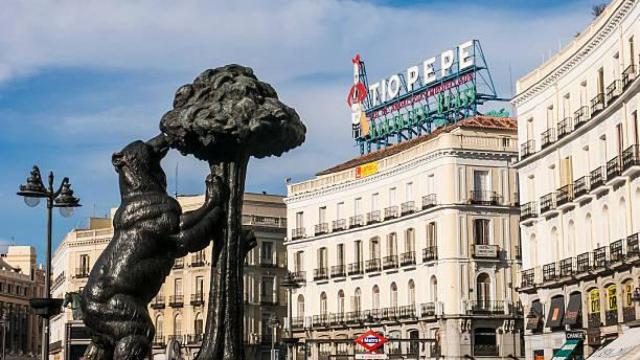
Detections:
[0, 0, 604, 261]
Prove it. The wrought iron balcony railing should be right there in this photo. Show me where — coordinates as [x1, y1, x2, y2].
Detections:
[520, 201, 538, 221]
[366, 258, 381, 272]
[366, 210, 381, 224]
[169, 295, 184, 308]
[521, 139, 535, 159]
[622, 144, 640, 171]
[313, 268, 329, 281]
[556, 184, 574, 206]
[576, 252, 591, 273]
[593, 246, 608, 269]
[422, 246, 437, 262]
[573, 176, 590, 198]
[469, 190, 500, 205]
[332, 219, 347, 232]
[590, 166, 604, 190]
[557, 117, 573, 139]
[539, 192, 556, 214]
[422, 194, 437, 209]
[559, 257, 573, 277]
[401, 201, 415, 215]
[610, 239, 624, 262]
[291, 271, 306, 284]
[574, 106, 590, 128]
[384, 206, 399, 220]
[314, 223, 329, 236]
[606, 79, 622, 104]
[400, 251, 416, 266]
[382, 255, 398, 270]
[541, 128, 556, 149]
[190, 293, 205, 306]
[543, 263, 557, 282]
[173, 258, 184, 269]
[521, 269, 535, 288]
[606, 156, 622, 180]
[623, 64, 637, 88]
[591, 93, 605, 114]
[151, 296, 165, 309]
[330, 265, 346, 278]
[349, 215, 364, 228]
[291, 227, 305, 240]
[74, 268, 90, 278]
[347, 262, 363, 275]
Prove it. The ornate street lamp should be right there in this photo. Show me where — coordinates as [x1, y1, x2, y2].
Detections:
[281, 273, 301, 360]
[17, 165, 81, 360]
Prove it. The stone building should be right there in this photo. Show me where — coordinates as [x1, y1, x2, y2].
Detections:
[513, 0, 640, 358]
[49, 192, 288, 360]
[0, 245, 44, 359]
[285, 116, 523, 359]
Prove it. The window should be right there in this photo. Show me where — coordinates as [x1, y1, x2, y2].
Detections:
[261, 276, 274, 302]
[430, 276, 438, 302]
[606, 284, 617, 311]
[426, 174, 435, 194]
[354, 240, 363, 263]
[174, 278, 183, 295]
[617, 123, 624, 155]
[371, 193, 379, 211]
[387, 233, 397, 256]
[79, 254, 90, 273]
[473, 170, 489, 193]
[473, 219, 490, 245]
[370, 237, 380, 259]
[194, 313, 203, 335]
[546, 104, 555, 128]
[338, 290, 345, 314]
[297, 295, 305, 316]
[389, 187, 397, 205]
[526, 118, 534, 141]
[408, 330, 420, 355]
[294, 251, 304, 272]
[337, 244, 344, 266]
[408, 280, 416, 306]
[195, 276, 204, 296]
[476, 274, 492, 307]
[623, 281, 634, 308]
[295, 211, 304, 228]
[318, 247, 328, 269]
[353, 288, 361, 312]
[354, 197, 362, 215]
[320, 292, 327, 315]
[474, 328, 497, 356]
[426, 222, 437, 247]
[390, 283, 398, 308]
[405, 228, 415, 252]
[563, 93, 571, 118]
[560, 156, 573, 187]
[155, 315, 164, 336]
[630, 36, 635, 66]
[318, 206, 326, 223]
[336, 202, 344, 220]
[633, 111, 638, 145]
[598, 67, 605, 95]
[261, 241, 273, 264]
[590, 289, 601, 313]
[372, 285, 380, 310]
[174, 314, 182, 336]
[406, 182, 413, 201]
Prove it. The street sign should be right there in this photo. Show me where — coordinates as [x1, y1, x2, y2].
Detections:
[355, 354, 388, 360]
[355, 330, 388, 352]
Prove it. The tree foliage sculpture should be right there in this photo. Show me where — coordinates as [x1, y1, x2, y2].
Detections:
[160, 65, 306, 359]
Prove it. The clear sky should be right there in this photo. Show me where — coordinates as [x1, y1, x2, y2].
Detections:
[0, 0, 605, 262]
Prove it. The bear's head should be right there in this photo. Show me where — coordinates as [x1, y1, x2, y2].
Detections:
[112, 140, 169, 197]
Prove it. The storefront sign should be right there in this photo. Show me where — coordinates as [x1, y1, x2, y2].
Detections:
[566, 331, 585, 341]
[355, 162, 378, 179]
[355, 330, 388, 352]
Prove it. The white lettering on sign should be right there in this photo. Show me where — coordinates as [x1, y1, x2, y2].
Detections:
[368, 41, 476, 107]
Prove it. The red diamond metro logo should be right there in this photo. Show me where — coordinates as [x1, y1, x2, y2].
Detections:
[354, 330, 387, 352]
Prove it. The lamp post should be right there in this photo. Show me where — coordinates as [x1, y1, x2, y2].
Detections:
[17, 166, 81, 360]
[0, 313, 7, 360]
[269, 314, 281, 360]
[281, 273, 300, 360]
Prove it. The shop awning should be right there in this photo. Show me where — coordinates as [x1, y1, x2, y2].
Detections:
[564, 293, 582, 326]
[546, 296, 565, 328]
[526, 301, 544, 330]
[551, 339, 580, 360]
[588, 327, 640, 360]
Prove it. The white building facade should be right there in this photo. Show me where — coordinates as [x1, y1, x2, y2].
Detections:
[285, 116, 523, 359]
[514, 1, 640, 359]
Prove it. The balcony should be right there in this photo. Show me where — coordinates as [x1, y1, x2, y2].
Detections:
[312, 315, 329, 328]
[469, 190, 500, 205]
[167, 335, 183, 343]
[574, 106, 590, 128]
[606, 79, 622, 104]
[521, 269, 535, 288]
[349, 215, 364, 228]
[329, 313, 346, 325]
[398, 305, 416, 319]
[366, 258, 381, 272]
[606, 156, 623, 184]
[346, 311, 362, 324]
[541, 128, 557, 149]
[591, 93, 605, 115]
[400, 251, 416, 266]
[422, 246, 438, 262]
[556, 184, 574, 208]
[470, 300, 505, 314]
[291, 227, 305, 240]
[187, 334, 203, 345]
[330, 265, 346, 278]
[543, 263, 557, 282]
[610, 239, 624, 263]
[628, 233, 639, 257]
[590, 166, 605, 193]
[573, 176, 590, 199]
[472, 244, 499, 259]
[521, 139, 535, 160]
[291, 271, 306, 284]
[190, 254, 205, 267]
[190, 293, 205, 306]
[366, 210, 381, 224]
[520, 202, 538, 222]
[314, 223, 329, 236]
[332, 219, 347, 232]
[169, 295, 184, 308]
[291, 316, 305, 329]
[259, 256, 276, 267]
[74, 268, 90, 279]
[382, 255, 398, 270]
[557, 117, 573, 139]
[539, 192, 557, 215]
[151, 296, 165, 309]
[623, 64, 637, 88]
[384, 206, 399, 220]
[401, 201, 416, 215]
[576, 252, 591, 273]
[347, 262, 363, 275]
[593, 246, 608, 270]
[313, 268, 329, 281]
[559, 257, 573, 277]
[173, 258, 184, 269]
[153, 336, 165, 347]
[622, 145, 640, 175]
[420, 302, 435, 317]
[422, 194, 437, 209]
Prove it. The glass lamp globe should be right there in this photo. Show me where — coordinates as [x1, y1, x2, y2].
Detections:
[23, 196, 41, 208]
[59, 206, 75, 218]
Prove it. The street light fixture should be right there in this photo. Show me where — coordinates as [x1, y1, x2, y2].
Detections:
[269, 314, 281, 360]
[281, 273, 301, 360]
[17, 165, 81, 360]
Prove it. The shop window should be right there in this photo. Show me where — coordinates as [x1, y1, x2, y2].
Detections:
[589, 289, 601, 313]
[606, 285, 617, 311]
[473, 328, 498, 356]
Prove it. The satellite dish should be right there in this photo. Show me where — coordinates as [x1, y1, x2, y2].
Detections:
[165, 339, 182, 360]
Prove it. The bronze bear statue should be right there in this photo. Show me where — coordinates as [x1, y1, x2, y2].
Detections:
[80, 135, 226, 360]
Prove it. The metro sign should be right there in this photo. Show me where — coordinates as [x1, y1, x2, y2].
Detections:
[355, 330, 388, 352]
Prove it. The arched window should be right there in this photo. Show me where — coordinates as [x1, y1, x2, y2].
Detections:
[370, 237, 380, 259]
[567, 220, 576, 256]
[174, 313, 182, 336]
[320, 292, 327, 316]
[476, 273, 491, 309]
[390, 282, 398, 308]
[408, 280, 416, 306]
[405, 228, 415, 252]
[430, 276, 438, 302]
[297, 294, 305, 316]
[353, 288, 362, 312]
[155, 315, 164, 337]
[623, 280, 634, 309]
[194, 313, 203, 335]
[551, 227, 560, 260]
[338, 290, 345, 315]
[372, 285, 380, 310]
[589, 289, 601, 313]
